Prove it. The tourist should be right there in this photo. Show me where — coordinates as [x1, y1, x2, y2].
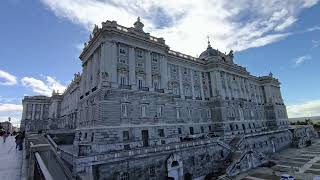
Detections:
[15, 132, 24, 150]
[3, 131, 9, 143]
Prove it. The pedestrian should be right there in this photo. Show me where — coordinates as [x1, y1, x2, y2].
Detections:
[15, 132, 22, 150]
[3, 131, 9, 143]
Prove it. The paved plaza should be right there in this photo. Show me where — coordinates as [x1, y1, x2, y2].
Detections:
[237, 139, 320, 180]
[0, 136, 22, 180]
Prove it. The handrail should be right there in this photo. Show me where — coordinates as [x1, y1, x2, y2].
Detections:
[35, 152, 54, 180]
[45, 135, 74, 180]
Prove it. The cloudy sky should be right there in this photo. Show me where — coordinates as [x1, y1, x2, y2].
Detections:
[1, 0, 320, 126]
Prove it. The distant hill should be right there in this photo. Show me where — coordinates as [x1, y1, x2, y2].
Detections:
[289, 116, 320, 122]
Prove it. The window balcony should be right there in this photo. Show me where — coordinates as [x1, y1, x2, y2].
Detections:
[155, 88, 164, 93]
[119, 84, 132, 90]
[172, 94, 181, 98]
[139, 86, 149, 91]
[185, 96, 192, 99]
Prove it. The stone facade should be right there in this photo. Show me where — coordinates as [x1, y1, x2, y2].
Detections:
[21, 18, 316, 179]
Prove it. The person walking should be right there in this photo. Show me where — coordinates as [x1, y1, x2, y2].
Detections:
[15, 132, 23, 150]
[3, 131, 9, 143]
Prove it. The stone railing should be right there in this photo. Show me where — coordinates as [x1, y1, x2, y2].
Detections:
[26, 134, 74, 180]
[79, 138, 231, 163]
[168, 50, 201, 62]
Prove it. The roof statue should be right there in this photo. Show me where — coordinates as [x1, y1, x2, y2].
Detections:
[133, 17, 144, 32]
[228, 50, 234, 58]
[269, 72, 273, 77]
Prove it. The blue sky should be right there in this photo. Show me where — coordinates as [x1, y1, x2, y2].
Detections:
[0, 0, 320, 126]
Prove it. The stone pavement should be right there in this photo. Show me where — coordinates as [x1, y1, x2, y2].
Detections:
[0, 136, 22, 180]
[235, 139, 320, 180]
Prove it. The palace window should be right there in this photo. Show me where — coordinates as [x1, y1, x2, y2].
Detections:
[120, 76, 126, 85]
[120, 172, 129, 180]
[119, 57, 127, 64]
[119, 46, 127, 55]
[136, 61, 143, 67]
[188, 109, 192, 118]
[136, 49, 143, 58]
[152, 53, 159, 63]
[158, 129, 165, 137]
[138, 79, 143, 89]
[123, 131, 129, 141]
[91, 133, 94, 142]
[189, 127, 194, 135]
[183, 68, 188, 75]
[141, 105, 146, 117]
[201, 126, 204, 133]
[176, 108, 180, 119]
[153, 80, 159, 89]
[152, 65, 157, 70]
[207, 109, 211, 118]
[149, 166, 156, 177]
[121, 104, 128, 118]
[157, 105, 163, 117]
[178, 128, 182, 134]
[184, 85, 191, 96]
[173, 85, 179, 95]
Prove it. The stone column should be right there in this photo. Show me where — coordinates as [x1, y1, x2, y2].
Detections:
[210, 72, 216, 97]
[252, 84, 257, 103]
[22, 103, 27, 120]
[199, 71, 205, 100]
[215, 71, 224, 98]
[32, 104, 35, 120]
[81, 66, 87, 95]
[110, 42, 118, 87]
[238, 77, 244, 99]
[129, 47, 136, 89]
[40, 104, 44, 120]
[205, 73, 210, 97]
[86, 59, 91, 92]
[224, 72, 230, 98]
[160, 55, 168, 91]
[247, 80, 252, 101]
[191, 70, 195, 99]
[99, 42, 105, 88]
[92, 53, 96, 88]
[145, 51, 152, 90]
[179, 66, 185, 99]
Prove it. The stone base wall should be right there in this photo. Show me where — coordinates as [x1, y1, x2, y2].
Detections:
[90, 142, 230, 180]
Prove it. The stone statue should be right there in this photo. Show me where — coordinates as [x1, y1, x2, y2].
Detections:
[228, 50, 234, 58]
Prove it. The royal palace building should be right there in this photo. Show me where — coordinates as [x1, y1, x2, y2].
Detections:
[21, 18, 316, 180]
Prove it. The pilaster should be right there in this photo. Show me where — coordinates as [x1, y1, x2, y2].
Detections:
[191, 70, 195, 99]
[145, 51, 152, 89]
[215, 71, 224, 98]
[129, 47, 136, 89]
[178, 66, 185, 99]
[160, 55, 168, 91]
[210, 72, 216, 97]
[110, 42, 118, 88]
[199, 71, 205, 100]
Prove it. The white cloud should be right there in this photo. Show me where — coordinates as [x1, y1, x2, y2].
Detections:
[312, 40, 320, 48]
[0, 103, 22, 112]
[287, 100, 320, 118]
[21, 76, 66, 96]
[0, 69, 17, 86]
[294, 55, 311, 67]
[0, 103, 22, 127]
[40, 0, 319, 55]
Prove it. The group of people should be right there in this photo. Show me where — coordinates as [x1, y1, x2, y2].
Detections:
[1, 130, 25, 150]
